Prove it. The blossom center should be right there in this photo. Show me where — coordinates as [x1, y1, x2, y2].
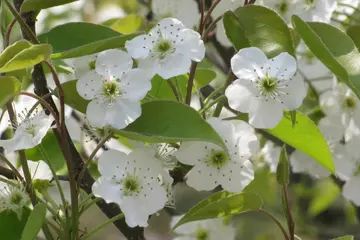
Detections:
[10, 193, 23, 205]
[24, 123, 37, 136]
[195, 228, 209, 240]
[260, 75, 278, 93]
[122, 175, 140, 196]
[154, 39, 174, 59]
[345, 97, 356, 109]
[88, 60, 96, 70]
[102, 81, 122, 103]
[276, 2, 288, 13]
[208, 149, 229, 168]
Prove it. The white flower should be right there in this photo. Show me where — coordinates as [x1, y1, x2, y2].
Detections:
[335, 0, 359, 21]
[212, 0, 242, 47]
[342, 175, 360, 206]
[225, 47, 307, 129]
[125, 18, 205, 79]
[0, 180, 29, 219]
[260, 141, 281, 173]
[290, 150, 331, 178]
[0, 111, 54, 152]
[76, 49, 152, 130]
[320, 83, 360, 140]
[171, 216, 236, 240]
[152, 0, 199, 28]
[292, 0, 337, 23]
[69, 54, 97, 79]
[259, 0, 298, 23]
[20, 160, 53, 181]
[175, 118, 258, 192]
[92, 149, 167, 227]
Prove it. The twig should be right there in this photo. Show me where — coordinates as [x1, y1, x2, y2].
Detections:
[283, 185, 295, 240]
[258, 209, 290, 240]
[5, 19, 16, 47]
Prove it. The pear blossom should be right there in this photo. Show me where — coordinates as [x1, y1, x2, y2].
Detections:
[290, 150, 331, 178]
[259, 0, 298, 23]
[335, 0, 359, 22]
[76, 49, 152, 130]
[259, 141, 281, 173]
[292, 0, 337, 23]
[20, 160, 53, 181]
[151, 0, 199, 28]
[125, 18, 205, 79]
[0, 179, 29, 219]
[0, 111, 54, 152]
[171, 216, 236, 240]
[343, 176, 360, 206]
[70, 53, 97, 79]
[175, 118, 258, 192]
[320, 83, 360, 140]
[225, 47, 307, 129]
[92, 149, 167, 227]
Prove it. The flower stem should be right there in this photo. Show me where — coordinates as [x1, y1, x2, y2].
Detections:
[283, 184, 295, 240]
[82, 213, 125, 240]
[258, 209, 290, 240]
[5, 18, 16, 47]
[167, 79, 181, 102]
[185, 62, 198, 105]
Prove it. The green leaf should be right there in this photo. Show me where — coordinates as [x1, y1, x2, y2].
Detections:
[0, 210, 30, 240]
[0, 41, 52, 73]
[21, 0, 79, 12]
[232, 5, 295, 57]
[276, 145, 289, 184]
[332, 236, 354, 240]
[347, 26, 360, 51]
[21, 203, 47, 240]
[0, 76, 20, 106]
[55, 80, 89, 113]
[172, 191, 263, 230]
[117, 100, 226, 148]
[290, 110, 296, 127]
[308, 178, 340, 216]
[102, 15, 143, 34]
[38, 22, 138, 59]
[147, 75, 187, 101]
[223, 11, 250, 51]
[266, 111, 334, 172]
[195, 68, 217, 87]
[292, 15, 360, 99]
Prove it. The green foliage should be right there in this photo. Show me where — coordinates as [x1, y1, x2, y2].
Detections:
[292, 15, 360, 100]
[266, 111, 334, 172]
[38, 22, 138, 59]
[332, 236, 354, 240]
[172, 191, 263, 230]
[21, 0, 79, 12]
[0, 209, 30, 240]
[308, 179, 340, 216]
[0, 76, 20, 107]
[226, 5, 295, 57]
[194, 68, 217, 88]
[347, 26, 360, 51]
[20, 203, 47, 240]
[102, 15, 144, 34]
[276, 145, 289, 185]
[0, 40, 52, 73]
[117, 100, 226, 148]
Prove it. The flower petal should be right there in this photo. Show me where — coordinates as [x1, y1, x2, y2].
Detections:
[343, 176, 360, 206]
[264, 52, 297, 80]
[95, 49, 133, 77]
[248, 98, 283, 129]
[219, 160, 254, 192]
[225, 79, 257, 113]
[175, 29, 205, 62]
[185, 163, 219, 191]
[290, 150, 330, 178]
[175, 142, 218, 166]
[86, 100, 108, 128]
[106, 99, 142, 130]
[121, 69, 153, 101]
[125, 34, 158, 59]
[98, 150, 128, 177]
[231, 47, 268, 80]
[77, 70, 103, 100]
[150, 18, 186, 40]
[92, 177, 123, 204]
[278, 74, 307, 110]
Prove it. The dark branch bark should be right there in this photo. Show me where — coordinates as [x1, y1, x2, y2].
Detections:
[12, 1, 145, 239]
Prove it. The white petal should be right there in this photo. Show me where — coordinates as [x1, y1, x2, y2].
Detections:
[151, 18, 186, 40]
[175, 29, 205, 62]
[72, 54, 97, 78]
[248, 98, 283, 129]
[92, 177, 123, 204]
[343, 176, 360, 206]
[216, 20, 232, 47]
[47, 180, 71, 206]
[125, 34, 158, 59]
[77, 70, 103, 100]
[121, 69, 153, 101]
[139, 53, 191, 79]
[26, 160, 52, 181]
[333, 144, 355, 181]
[185, 164, 219, 191]
[0, 133, 33, 152]
[231, 47, 268, 80]
[219, 160, 254, 192]
[106, 99, 142, 130]
[225, 79, 257, 113]
[279, 74, 307, 110]
[265, 52, 297, 80]
[175, 141, 219, 166]
[95, 49, 133, 77]
[318, 117, 344, 143]
[86, 100, 108, 128]
[98, 150, 128, 177]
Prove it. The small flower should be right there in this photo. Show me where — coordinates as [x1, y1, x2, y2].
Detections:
[0, 111, 54, 152]
[152, 0, 199, 28]
[259, 0, 297, 23]
[171, 216, 236, 240]
[70, 53, 97, 79]
[76, 49, 152, 130]
[259, 141, 281, 173]
[175, 118, 258, 192]
[292, 0, 337, 23]
[92, 149, 167, 227]
[0, 180, 29, 219]
[225, 47, 307, 129]
[125, 18, 205, 79]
